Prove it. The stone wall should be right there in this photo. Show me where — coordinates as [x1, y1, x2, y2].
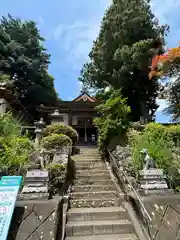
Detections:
[131, 194, 180, 240]
[8, 198, 62, 240]
[112, 145, 137, 187]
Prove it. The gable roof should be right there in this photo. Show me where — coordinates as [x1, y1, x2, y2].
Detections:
[72, 93, 96, 103]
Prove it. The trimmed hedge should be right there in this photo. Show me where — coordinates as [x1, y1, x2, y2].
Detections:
[44, 123, 78, 144]
[41, 133, 72, 150]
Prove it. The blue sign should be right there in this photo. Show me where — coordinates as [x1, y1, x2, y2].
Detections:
[0, 176, 22, 239]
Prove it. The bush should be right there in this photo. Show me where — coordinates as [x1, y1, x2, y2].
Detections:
[0, 112, 21, 136]
[144, 123, 170, 142]
[0, 112, 34, 172]
[94, 90, 131, 150]
[41, 133, 72, 150]
[44, 123, 78, 144]
[127, 128, 141, 145]
[131, 131, 174, 174]
[47, 163, 66, 197]
[167, 125, 180, 146]
[131, 122, 180, 185]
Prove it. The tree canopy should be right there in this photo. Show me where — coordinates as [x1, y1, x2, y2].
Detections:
[0, 15, 58, 121]
[79, 0, 168, 121]
[149, 44, 180, 121]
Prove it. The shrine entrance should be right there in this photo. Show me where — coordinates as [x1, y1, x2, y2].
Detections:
[75, 117, 97, 145]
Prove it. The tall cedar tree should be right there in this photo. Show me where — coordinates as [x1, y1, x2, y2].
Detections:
[79, 0, 168, 121]
[0, 15, 58, 121]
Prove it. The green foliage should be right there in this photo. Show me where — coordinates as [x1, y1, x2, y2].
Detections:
[127, 128, 141, 144]
[79, 0, 168, 121]
[167, 125, 180, 145]
[145, 123, 180, 146]
[0, 112, 34, 171]
[0, 136, 33, 168]
[0, 15, 58, 119]
[0, 112, 21, 136]
[131, 131, 174, 174]
[47, 163, 66, 196]
[41, 133, 72, 150]
[94, 89, 130, 150]
[45, 123, 78, 143]
[131, 123, 180, 181]
[0, 74, 10, 82]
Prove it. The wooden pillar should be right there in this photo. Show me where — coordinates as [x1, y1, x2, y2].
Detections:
[84, 119, 87, 143]
[68, 114, 72, 125]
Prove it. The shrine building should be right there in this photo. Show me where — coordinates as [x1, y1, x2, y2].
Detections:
[36, 93, 98, 144]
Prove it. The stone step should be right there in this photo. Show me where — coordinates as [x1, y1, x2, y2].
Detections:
[67, 207, 127, 222]
[76, 169, 108, 175]
[75, 173, 110, 180]
[75, 164, 106, 169]
[74, 156, 101, 159]
[66, 219, 134, 237]
[78, 153, 100, 156]
[74, 154, 101, 157]
[74, 179, 113, 186]
[66, 234, 138, 240]
[75, 162, 103, 167]
[75, 160, 102, 163]
[73, 153, 102, 158]
[75, 164, 106, 170]
[70, 198, 121, 208]
[72, 185, 116, 192]
[71, 191, 118, 200]
[75, 161, 104, 166]
[78, 149, 99, 152]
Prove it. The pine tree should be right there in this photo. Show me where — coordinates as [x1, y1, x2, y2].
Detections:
[79, 0, 168, 121]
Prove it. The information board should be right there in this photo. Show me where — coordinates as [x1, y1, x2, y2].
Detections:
[0, 176, 22, 239]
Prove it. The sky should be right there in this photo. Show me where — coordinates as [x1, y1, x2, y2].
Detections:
[0, 0, 180, 123]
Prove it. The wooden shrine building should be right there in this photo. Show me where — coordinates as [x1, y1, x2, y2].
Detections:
[36, 93, 98, 144]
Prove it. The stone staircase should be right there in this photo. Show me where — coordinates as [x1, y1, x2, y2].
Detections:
[65, 147, 139, 240]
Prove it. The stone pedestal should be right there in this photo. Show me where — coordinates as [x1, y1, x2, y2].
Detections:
[19, 170, 49, 200]
[139, 169, 173, 196]
[53, 152, 68, 165]
[52, 146, 72, 165]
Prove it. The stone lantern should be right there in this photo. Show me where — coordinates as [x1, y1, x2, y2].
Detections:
[49, 109, 64, 124]
[34, 118, 46, 148]
[0, 79, 15, 115]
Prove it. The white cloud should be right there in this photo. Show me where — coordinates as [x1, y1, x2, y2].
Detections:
[156, 99, 168, 112]
[151, 0, 180, 24]
[53, 0, 111, 71]
[53, 21, 100, 70]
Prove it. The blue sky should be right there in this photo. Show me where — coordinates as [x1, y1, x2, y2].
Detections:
[0, 0, 180, 123]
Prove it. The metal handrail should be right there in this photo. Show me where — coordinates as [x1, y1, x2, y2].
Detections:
[107, 149, 152, 223]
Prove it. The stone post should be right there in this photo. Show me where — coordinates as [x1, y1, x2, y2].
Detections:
[0, 98, 9, 114]
[0, 79, 15, 115]
[34, 118, 46, 148]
